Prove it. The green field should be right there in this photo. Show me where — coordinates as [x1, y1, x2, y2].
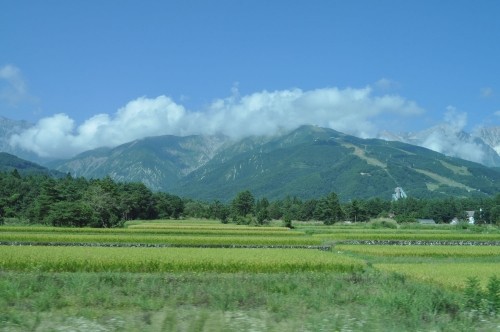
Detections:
[336, 244, 500, 258]
[1, 219, 500, 331]
[0, 246, 364, 273]
[0, 232, 320, 247]
[374, 263, 500, 289]
[315, 231, 500, 241]
[335, 244, 500, 289]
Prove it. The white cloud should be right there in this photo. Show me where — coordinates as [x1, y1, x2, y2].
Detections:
[10, 86, 424, 159]
[422, 130, 486, 164]
[420, 108, 487, 164]
[494, 110, 500, 117]
[0, 64, 29, 105]
[10, 96, 187, 158]
[193, 87, 422, 139]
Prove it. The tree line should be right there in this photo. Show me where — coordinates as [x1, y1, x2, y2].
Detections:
[0, 169, 499, 227]
[209, 190, 500, 226]
[0, 170, 182, 227]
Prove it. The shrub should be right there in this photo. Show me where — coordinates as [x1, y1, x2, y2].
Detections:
[464, 276, 483, 310]
[394, 215, 417, 223]
[369, 219, 398, 229]
[464, 275, 500, 316]
[486, 275, 500, 314]
[283, 213, 293, 229]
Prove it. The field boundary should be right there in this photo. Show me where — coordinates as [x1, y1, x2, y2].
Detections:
[336, 240, 500, 246]
[0, 241, 332, 250]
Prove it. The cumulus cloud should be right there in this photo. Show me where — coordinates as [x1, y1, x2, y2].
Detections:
[189, 87, 422, 138]
[10, 86, 424, 159]
[10, 96, 187, 158]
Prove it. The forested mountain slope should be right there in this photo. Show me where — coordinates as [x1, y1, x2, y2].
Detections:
[0, 152, 65, 177]
[47, 125, 500, 202]
[173, 126, 499, 201]
[48, 134, 229, 191]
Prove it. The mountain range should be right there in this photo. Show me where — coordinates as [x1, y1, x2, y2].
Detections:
[47, 134, 228, 191]
[1, 116, 499, 202]
[45, 125, 499, 202]
[2, 116, 499, 167]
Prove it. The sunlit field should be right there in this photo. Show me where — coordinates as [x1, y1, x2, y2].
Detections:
[1, 219, 499, 331]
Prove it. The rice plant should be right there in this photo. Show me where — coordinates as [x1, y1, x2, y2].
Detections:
[0, 246, 365, 273]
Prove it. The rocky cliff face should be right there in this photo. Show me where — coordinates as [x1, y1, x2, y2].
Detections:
[49, 134, 231, 191]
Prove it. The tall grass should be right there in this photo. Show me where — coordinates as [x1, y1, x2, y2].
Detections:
[0, 271, 487, 332]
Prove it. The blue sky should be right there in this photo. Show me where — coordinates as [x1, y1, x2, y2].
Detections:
[1, 0, 499, 158]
